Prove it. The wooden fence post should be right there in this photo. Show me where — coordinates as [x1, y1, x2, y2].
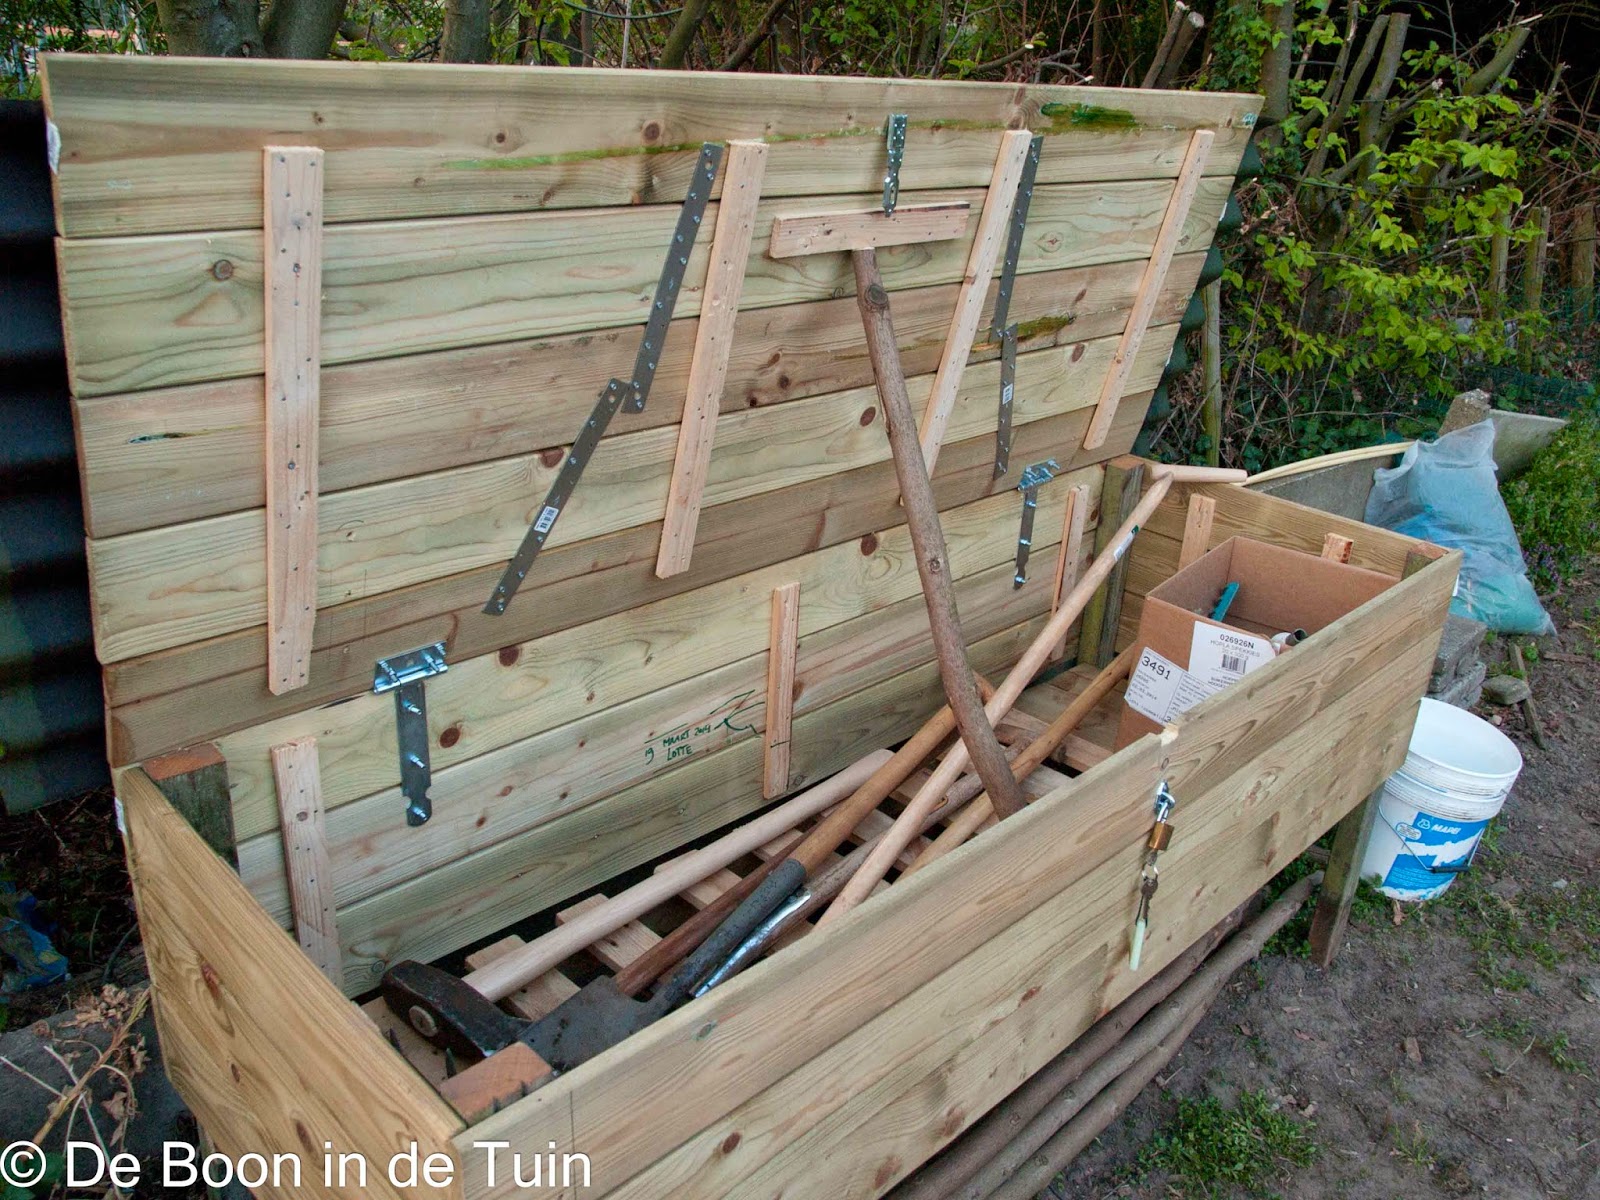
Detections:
[1572, 203, 1596, 320]
[1519, 206, 1550, 368]
[1200, 278, 1222, 468]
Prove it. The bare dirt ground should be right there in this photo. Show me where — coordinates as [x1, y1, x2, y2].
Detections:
[1062, 557, 1600, 1200]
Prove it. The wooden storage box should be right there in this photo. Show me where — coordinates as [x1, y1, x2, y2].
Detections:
[43, 56, 1458, 1199]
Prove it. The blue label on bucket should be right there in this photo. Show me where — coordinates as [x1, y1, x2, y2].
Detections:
[1381, 811, 1490, 894]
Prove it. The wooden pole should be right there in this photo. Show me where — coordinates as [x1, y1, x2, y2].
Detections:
[853, 247, 1027, 820]
[1200, 278, 1222, 468]
[1489, 221, 1510, 309]
[1572, 203, 1596, 320]
[1520, 206, 1550, 368]
[819, 475, 1175, 922]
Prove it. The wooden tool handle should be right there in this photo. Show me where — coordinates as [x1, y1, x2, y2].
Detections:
[853, 247, 1027, 820]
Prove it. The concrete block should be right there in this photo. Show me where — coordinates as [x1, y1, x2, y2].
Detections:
[1430, 613, 1488, 684]
[1431, 660, 1487, 710]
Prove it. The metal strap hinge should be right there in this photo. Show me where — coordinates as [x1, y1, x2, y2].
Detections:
[484, 143, 723, 616]
[1013, 458, 1059, 589]
[374, 642, 449, 827]
[882, 114, 908, 215]
[990, 136, 1043, 479]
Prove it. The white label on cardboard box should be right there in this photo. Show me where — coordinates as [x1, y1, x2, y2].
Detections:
[1126, 647, 1214, 725]
[1188, 624, 1275, 691]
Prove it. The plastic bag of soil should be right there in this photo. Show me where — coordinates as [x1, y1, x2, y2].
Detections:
[1365, 420, 1555, 635]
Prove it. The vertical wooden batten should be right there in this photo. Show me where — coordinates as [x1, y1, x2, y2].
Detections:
[1050, 482, 1092, 658]
[656, 140, 769, 579]
[1082, 128, 1214, 450]
[270, 735, 342, 986]
[1077, 458, 1146, 667]
[1178, 493, 1217, 568]
[263, 146, 325, 694]
[917, 130, 1036, 476]
[763, 582, 801, 799]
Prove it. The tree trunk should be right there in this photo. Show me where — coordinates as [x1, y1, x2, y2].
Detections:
[156, 0, 262, 56]
[441, 0, 492, 62]
[1256, 0, 1295, 134]
[657, 0, 712, 68]
[262, 0, 349, 57]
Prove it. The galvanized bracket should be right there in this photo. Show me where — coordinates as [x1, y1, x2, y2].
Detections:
[373, 642, 449, 826]
[485, 378, 629, 615]
[625, 142, 722, 414]
[882, 114, 908, 215]
[989, 135, 1044, 339]
[1013, 458, 1059, 589]
[484, 143, 722, 616]
[994, 324, 1018, 478]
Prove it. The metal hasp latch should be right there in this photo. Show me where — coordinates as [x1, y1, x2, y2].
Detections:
[1130, 780, 1178, 970]
[374, 642, 449, 827]
[990, 135, 1044, 478]
[882, 114, 908, 215]
[484, 142, 723, 616]
[1012, 458, 1059, 589]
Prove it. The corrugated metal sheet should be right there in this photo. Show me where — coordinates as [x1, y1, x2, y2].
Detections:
[0, 99, 107, 813]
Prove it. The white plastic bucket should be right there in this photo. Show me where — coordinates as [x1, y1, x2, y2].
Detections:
[1359, 699, 1522, 901]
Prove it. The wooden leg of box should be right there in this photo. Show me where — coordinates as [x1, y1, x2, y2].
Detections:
[1308, 786, 1382, 968]
[143, 744, 236, 868]
[1077, 457, 1145, 667]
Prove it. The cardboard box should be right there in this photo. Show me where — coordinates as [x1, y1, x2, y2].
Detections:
[1115, 537, 1394, 748]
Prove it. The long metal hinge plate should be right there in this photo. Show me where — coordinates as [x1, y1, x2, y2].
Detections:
[994, 325, 1017, 478]
[374, 642, 449, 826]
[882, 114, 908, 215]
[484, 143, 722, 615]
[1013, 458, 1059, 589]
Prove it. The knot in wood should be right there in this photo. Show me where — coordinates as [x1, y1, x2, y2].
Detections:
[864, 283, 890, 309]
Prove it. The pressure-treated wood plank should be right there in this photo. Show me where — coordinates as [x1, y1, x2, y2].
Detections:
[57, 176, 1232, 398]
[662, 643, 1435, 1200]
[919, 131, 1035, 474]
[656, 140, 767, 578]
[327, 617, 1050, 993]
[459, 553, 1454, 1196]
[263, 146, 324, 695]
[39, 55, 1259, 237]
[234, 547, 1084, 926]
[104, 397, 1140, 766]
[117, 768, 464, 1200]
[1178, 492, 1216, 568]
[88, 321, 1171, 663]
[555, 895, 659, 971]
[463, 936, 579, 1022]
[76, 252, 1205, 538]
[763, 582, 801, 799]
[218, 476, 1086, 845]
[767, 202, 970, 258]
[1083, 128, 1215, 450]
[143, 743, 236, 864]
[269, 736, 340, 985]
[1049, 480, 1094, 657]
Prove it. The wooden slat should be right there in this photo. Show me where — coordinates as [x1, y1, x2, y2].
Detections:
[269, 736, 340, 985]
[57, 175, 1232, 399]
[39, 55, 1259, 237]
[767, 202, 970, 258]
[918, 131, 1035, 474]
[555, 895, 660, 971]
[680, 868, 743, 910]
[656, 140, 767, 578]
[1177, 492, 1216, 568]
[88, 321, 1170, 663]
[263, 146, 324, 695]
[438, 1043, 553, 1123]
[76, 252, 1204, 539]
[105, 398, 1137, 767]
[459, 555, 1452, 1196]
[1077, 456, 1146, 666]
[324, 616, 1049, 992]
[463, 936, 579, 1022]
[763, 582, 801, 799]
[1082, 128, 1216, 450]
[117, 768, 465, 1199]
[1049, 480, 1094, 658]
